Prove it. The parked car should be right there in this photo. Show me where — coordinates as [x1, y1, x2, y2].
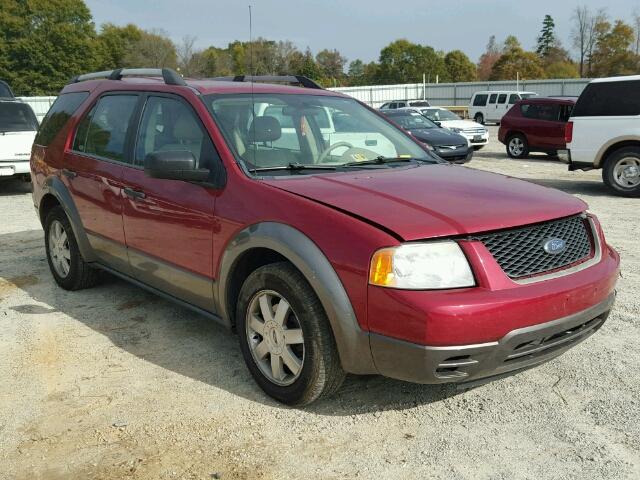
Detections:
[379, 99, 430, 110]
[469, 91, 537, 125]
[0, 79, 14, 98]
[419, 107, 489, 150]
[32, 69, 619, 405]
[498, 97, 576, 159]
[560, 76, 640, 197]
[381, 110, 472, 163]
[1, 96, 39, 180]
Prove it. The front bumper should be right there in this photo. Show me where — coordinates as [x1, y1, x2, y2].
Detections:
[370, 292, 615, 384]
[436, 147, 473, 164]
[0, 160, 30, 176]
[460, 131, 489, 146]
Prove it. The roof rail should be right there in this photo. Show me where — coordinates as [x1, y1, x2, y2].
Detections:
[69, 68, 187, 86]
[212, 75, 323, 90]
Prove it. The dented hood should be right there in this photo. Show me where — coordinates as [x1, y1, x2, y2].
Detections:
[263, 164, 587, 241]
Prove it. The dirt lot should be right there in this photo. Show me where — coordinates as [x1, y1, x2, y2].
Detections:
[1, 126, 639, 480]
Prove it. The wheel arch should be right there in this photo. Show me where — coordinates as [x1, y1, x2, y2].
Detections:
[39, 176, 97, 262]
[216, 222, 376, 375]
[598, 139, 640, 168]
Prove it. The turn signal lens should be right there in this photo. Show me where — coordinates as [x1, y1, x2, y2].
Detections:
[369, 248, 395, 286]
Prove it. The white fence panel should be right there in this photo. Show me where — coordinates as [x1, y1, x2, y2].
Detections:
[330, 79, 592, 108]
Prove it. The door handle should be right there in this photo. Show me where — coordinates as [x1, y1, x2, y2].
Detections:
[123, 187, 146, 200]
[62, 168, 77, 179]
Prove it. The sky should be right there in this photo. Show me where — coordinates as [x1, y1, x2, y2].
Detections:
[85, 0, 638, 63]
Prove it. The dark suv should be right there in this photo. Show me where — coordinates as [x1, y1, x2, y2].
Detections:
[498, 97, 576, 159]
[31, 69, 619, 405]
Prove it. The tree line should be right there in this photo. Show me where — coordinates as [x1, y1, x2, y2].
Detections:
[0, 0, 638, 96]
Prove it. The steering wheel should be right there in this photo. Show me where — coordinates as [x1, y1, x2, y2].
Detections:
[317, 142, 355, 163]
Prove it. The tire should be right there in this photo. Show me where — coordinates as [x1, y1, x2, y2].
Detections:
[44, 206, 100, 290]
[602, 147, 640, 197]
[474, 113, 484, 125]
[506, 134, 529, 159]
[236, 262, 345, 405]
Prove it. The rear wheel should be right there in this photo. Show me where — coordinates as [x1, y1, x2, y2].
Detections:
[237, 262, 345, 405]
[44, 206, 99, 290]
[474, 113, 484, 125]
[602, 148, 640, 197]
[506, 134, 529, 159]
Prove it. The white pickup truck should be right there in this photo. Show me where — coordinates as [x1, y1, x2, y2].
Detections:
[560, 75, 640, 197]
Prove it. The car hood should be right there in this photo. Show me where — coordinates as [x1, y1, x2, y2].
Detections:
[408, 128, 466, 146]
[263, 165, 587, 241]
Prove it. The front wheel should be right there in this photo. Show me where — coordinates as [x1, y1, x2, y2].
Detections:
[602, 148, 640, 197]
[474, 113, 484, 125]
[236, 262, 345, 405]
[506, 134, 529, 159]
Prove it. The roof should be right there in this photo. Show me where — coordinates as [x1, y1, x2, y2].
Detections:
[519, 96, 576, 104]
[62, 76, 346, 98]
[591, 75, 640, 83]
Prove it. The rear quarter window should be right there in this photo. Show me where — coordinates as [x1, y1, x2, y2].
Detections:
[34, 92, 89, 146]
[573, 80, 640, 116]
[473, 94, 488, 107]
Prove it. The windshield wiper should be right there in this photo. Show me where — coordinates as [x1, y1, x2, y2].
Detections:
[249, 162, 338, 173]
[342, 156, 434, 167]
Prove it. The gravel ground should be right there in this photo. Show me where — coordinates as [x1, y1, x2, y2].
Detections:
[1, 126, 639, 480]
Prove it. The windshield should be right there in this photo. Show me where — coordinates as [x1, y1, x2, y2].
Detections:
[205, 93, 434, 172]
[387, 113, 438, 130]
[0, 102, 38, 132]
[422, 108, 460, 122]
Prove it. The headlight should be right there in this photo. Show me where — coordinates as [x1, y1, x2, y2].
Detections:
[369, 241, 475, 289]
[449, 127, 462, 133]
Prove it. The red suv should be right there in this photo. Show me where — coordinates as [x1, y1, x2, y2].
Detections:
[31, 69, 619, 405]
[499, 97, 576, 159]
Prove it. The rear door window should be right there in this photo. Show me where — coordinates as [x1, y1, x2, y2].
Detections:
[488, 94, 498, 104]
[473, 94, 488, 107]
[573, 80, 640, 116]
[508, 94, 521, 104]
[73, 94, 138, 163]
[497, 94, 507, 104]
[34, 92, 89, 146]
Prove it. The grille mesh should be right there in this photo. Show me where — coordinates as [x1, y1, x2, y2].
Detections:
[474, 215, 592, 279]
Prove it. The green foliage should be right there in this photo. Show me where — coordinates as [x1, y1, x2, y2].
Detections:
[444, 50, 476, 82]
[96, 23, 143, 70]
[536, 15, 557, 57]
[0, 0, 102, 95]
[122, 29, 177, 69]
[490, 39, 545, 80]
[377, 40, 448, 84]
[544, 61, 580, 79]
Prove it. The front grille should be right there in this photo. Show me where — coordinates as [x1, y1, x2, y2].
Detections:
[474, 215, 592, 279]
[463, 128, 486, 135]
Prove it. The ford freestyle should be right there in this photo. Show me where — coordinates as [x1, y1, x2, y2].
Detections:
[31, 69, 620, 405]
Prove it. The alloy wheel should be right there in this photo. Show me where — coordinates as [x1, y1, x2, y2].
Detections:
[509, 137, 524, 157]
[613, 157, 640, 188]
[48, 220, 71, 278]
[245, 290, 305, 386]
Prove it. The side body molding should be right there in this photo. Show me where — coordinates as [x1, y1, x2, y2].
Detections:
[41, 176, 98, 262]
[217, 222, 377, 375]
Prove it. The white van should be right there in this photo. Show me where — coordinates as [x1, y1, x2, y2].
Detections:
[0, 97, 39, 180]
[469, 91, 537, 125]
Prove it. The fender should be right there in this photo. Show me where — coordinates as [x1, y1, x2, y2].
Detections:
[41, 176, 97, 262]
[216, 222, 377, 375]
[594, 135, 640, 168]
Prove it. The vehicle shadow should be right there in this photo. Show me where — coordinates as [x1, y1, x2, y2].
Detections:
[472, 150, 561, 163]
[524, 177, 613, 197]
[2, 228, 463, 414]
[0, 177, 32, 196]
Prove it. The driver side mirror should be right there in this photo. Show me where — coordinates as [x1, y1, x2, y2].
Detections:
[144, 151, 210, 182]
[434, 121, 442, 127]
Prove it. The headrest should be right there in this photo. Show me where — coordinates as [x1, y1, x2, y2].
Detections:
[248, 115, 281, 142]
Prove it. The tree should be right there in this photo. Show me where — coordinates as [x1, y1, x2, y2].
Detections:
[96, 23, 143, 70]
[289, 48, 322, 81]
[490, 37, 545, 80]
[0, 0, 102, 95]
[590, 20, 638, 77]
[377, 40, 447, 84]
[477, 35, 502, 80]
[572, 7, 609, 77]
[444, 50, 476, 82]
[176, 35, 199, 76]
[536, 15, 557, 58]
[197, 46, 233, 77]
[122, 29, 177, 69]
[316, 49, 347, 83]
[544, 61, 579, 79]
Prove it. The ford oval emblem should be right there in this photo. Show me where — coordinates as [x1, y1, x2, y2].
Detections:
[543, 238, 567, 255]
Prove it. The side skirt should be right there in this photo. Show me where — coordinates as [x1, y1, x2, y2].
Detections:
[93, 263, 228, 329]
